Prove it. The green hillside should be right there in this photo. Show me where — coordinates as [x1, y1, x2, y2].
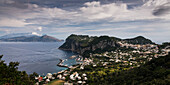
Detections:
[87, 53, 170, 85]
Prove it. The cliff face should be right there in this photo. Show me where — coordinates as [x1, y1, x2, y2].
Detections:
[59, 34, 154, 55]
[59, 34, 121, 54]
[59, 34, 90, 53]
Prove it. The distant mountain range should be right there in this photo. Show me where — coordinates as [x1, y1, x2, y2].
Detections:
[0, 32, 63, 42]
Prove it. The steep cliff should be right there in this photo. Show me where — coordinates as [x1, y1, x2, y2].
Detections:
[59, 34, 154, 56]
[59, 34, 121, 55]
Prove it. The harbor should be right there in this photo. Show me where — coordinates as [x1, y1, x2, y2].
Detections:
[57, 59, 69, 68]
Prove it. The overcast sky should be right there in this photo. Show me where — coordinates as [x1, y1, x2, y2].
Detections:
[0, 0, 170, 43]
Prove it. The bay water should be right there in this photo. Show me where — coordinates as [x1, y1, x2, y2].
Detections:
[0, 42, 77, 75]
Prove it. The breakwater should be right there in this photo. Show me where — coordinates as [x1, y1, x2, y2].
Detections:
[57, 59, 69, 68]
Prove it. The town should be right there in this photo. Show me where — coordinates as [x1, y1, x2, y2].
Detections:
[34, 42, 170, 85]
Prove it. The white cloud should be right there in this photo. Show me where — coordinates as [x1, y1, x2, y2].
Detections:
[31, 32, 41, 36]
[143, 0, 169, 7]
[80, 1, 129, 21]
[0, 0, 15, 4]
[0, 28, 11, 34]
[1, 0, 170, 27]
[36, 27, 42, 31]
[84, 1, 100, 7]
[0, 0, 170, 43]
[79, 0, 170, 22]
[0, 18, 31, 27]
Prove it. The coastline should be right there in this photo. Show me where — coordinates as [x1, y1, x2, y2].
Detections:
[57, 59, 69, 68]
[57, 56, 82, 69]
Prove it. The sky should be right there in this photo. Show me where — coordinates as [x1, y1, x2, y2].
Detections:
[0, 0, 170, 43]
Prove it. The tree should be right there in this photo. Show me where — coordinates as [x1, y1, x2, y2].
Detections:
[0, 55, 37, 85]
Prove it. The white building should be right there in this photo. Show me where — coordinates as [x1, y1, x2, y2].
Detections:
[46, 73, 52, 79]
[82, 73, 87, 77]
[57, 74, 62, 79]
[84, 77, 88, 80]
[77, 81, 82, 84]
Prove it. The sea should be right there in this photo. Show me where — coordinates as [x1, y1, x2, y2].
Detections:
[0, 42, 77, 75]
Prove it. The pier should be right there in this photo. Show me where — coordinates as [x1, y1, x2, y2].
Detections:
[57, 59, 69, 68]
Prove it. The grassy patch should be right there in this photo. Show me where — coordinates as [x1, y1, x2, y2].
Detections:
[47, 79, 64, 85]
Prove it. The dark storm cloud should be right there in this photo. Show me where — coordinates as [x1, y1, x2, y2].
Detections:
[0, 0, 29, 9]
[153, 6, 170, 16]
[153, 2, 170, 16]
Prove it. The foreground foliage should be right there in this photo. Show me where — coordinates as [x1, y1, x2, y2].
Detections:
[0, 55, 38, 85]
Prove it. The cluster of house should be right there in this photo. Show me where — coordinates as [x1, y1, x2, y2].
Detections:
[80, 58, 93, 70]
[34, 70, 86, 85]
[70, 72, 87, 83]
[56, 71, 88, 84]
[162, 46, 170, 54]
[35, 73, 55, 85]
[117, 42, 158, 50]
[87, 44, 170, 69]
